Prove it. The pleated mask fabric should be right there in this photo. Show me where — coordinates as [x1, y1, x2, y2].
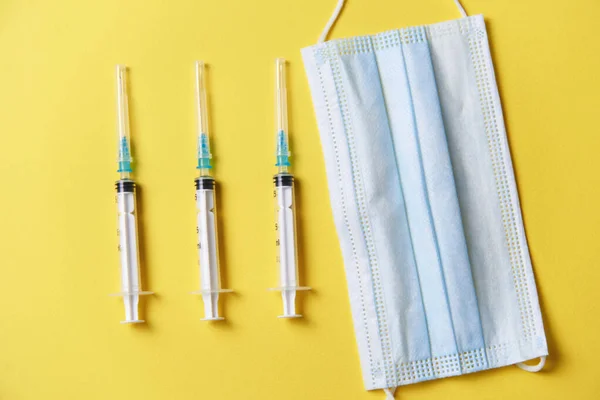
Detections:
[302, 9, 548, 394]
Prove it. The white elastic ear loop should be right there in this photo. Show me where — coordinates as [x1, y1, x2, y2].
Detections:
[517, 356, 546, 373]
[318, 0, 345, 43]
[384, 387, 396, 399]
[454, 0, 468, 17]
[318, 0, 468, 44]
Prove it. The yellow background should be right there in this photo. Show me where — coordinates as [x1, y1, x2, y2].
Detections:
[0, 0, 597, 398]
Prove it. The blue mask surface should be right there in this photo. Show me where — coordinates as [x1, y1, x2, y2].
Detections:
[302, 4, 548, 396]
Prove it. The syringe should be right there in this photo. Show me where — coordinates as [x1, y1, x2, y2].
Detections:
[190, 61, 232, 321]
[269, 58, 310, 318]
[111, 65, 152, 324]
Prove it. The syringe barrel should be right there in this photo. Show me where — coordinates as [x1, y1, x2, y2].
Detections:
[195, 177, 221, 292]
[196, 176, 229, 320]
[273, 173, 299, 288]
[115, 179, 143, 322]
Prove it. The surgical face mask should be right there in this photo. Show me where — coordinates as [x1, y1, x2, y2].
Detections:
[302, 1, 548, 397]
